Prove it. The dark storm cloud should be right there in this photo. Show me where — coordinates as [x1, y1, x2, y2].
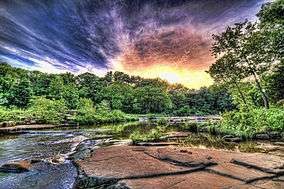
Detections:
[0, 0, 266, 72]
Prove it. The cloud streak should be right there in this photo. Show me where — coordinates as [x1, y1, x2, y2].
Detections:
[0, 0, 267, 87]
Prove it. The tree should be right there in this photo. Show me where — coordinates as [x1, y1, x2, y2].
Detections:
[48, 75, 64, 100]
[265, 63, 284, 103]
[76, 73, 106, 103]
[99, 83, 134, 112]
[7, 79, 32, 108]
[133, 86, 172, 114]
[211, 21, 273, 108]
[62, 84, 80, 109]
[208, 53, 247, 105]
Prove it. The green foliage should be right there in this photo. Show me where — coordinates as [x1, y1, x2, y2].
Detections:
[0, 107, 31, 123]
[219, 107, 284, 137]
[133, 86, 172, 114]
[99, 83, 134, 112]
[156, 118, 168, 125]
[28, 96, 67, 124]
[0, 62, 235, 117]
[48, 76, 64, 99]
[62, 84, 80, 109]
[7, 78, 32, 108]
[130, 127, 164, 142]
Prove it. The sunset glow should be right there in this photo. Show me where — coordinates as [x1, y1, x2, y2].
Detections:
[0, 0, 267, 89]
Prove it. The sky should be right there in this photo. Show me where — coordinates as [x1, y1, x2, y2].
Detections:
[0, 0, 267, 88]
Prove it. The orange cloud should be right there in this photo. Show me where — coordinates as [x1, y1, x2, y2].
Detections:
[112, 27, 214, 88]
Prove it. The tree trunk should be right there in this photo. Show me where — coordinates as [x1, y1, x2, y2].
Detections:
[233, 82, 247, 105]
[252, 72, 270, 109]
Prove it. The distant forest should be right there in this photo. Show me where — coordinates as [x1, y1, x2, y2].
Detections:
[0, 63, 234, 115]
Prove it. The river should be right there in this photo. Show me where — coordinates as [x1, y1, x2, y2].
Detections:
[0, 122, 283, 189]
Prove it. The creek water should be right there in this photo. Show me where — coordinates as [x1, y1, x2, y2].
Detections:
[0, 126, 114, 189]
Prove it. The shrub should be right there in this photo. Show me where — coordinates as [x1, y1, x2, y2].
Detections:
[28, 96, 67, 124]
[219, 107, 284, 137]
[130, 127, 164, 142]
[0, 107, 31, 123]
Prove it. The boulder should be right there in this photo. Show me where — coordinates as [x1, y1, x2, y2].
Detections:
[268, 132, 281, 139]
[0, 121, 16, 127]
[0, 160, 31, 173]
[254, 133, 270, 140]
[223, 135, 242, 142]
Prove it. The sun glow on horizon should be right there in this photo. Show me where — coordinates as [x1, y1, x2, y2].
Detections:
[159, 72, 180, 84]
[113, 61, 213, 89]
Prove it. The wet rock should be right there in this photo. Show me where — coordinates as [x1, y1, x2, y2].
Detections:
[69, 141, 92, 161]
[198, 126, 209, 133]
[268, 132, 281, 139]
[0, 161, 77, 189]
[51, 155, 65, 164]
[135, 142, 179, 146]
[160, 132, 191, 140]
[112, 139, 133, 146]
[90, 135, 113, 140]
[274, 142, 284, 146]
[0, 121, 16, 127]
[254, 133, 270, 140]
[223, 135, 242, 142]
[0, 160, 31, 173]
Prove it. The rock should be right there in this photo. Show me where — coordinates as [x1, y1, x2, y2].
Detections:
[231, 153, 284, 174]
[0, 160, 31, 173]
[0, 121, 16, 127]
[75, 145, 284, 189]
[160, 132, 191, 140]
[274, 142, 284, 146]
[0, 161, 78, 189]
[208, 163, 273, 182]
[135, 142, 179, 146]
[268, 132, 281, 139]
[198, 126, 209, 133]
[223, 135, 242, 142]
[254, 133, 270, 140]
[51, 155, 65, 164]
[112, 139, 133, 146]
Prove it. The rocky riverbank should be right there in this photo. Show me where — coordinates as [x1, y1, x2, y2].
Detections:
[0, 129, 283, 189]
[74, 144, 284, 189]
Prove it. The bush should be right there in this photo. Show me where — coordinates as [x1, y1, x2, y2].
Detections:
[219, 107, 284, 137]
[130, 127, 164, 142]
[74, 98, 134, 125]
[28, 96, 67, 124]
[0, 107, 31, 123]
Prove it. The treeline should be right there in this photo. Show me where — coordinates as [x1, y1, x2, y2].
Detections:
[208, 0, 284, 137]
[0, 63, 234, 116]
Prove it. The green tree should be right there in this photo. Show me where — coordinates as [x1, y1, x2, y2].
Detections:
[48, 75, 64, 100]
[62, 84, 80, 109]
[7, 79, 32, 108]
[211, 21, 271, 108]
[99, 83, 134, 112]
[133, 86, 172, 114]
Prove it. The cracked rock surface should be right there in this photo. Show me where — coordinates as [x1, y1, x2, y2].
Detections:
[75, 145, 284, 189]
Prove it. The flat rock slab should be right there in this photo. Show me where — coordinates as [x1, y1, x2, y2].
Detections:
[120, 172, 242, 189]
[76, 146, 196, 179]
[253, 180, 284, 189]
[144, 147, 216, 167]
[76, 145, 284, 189]
[231, 153, 284, 174]
[208, 163, 273, 182]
